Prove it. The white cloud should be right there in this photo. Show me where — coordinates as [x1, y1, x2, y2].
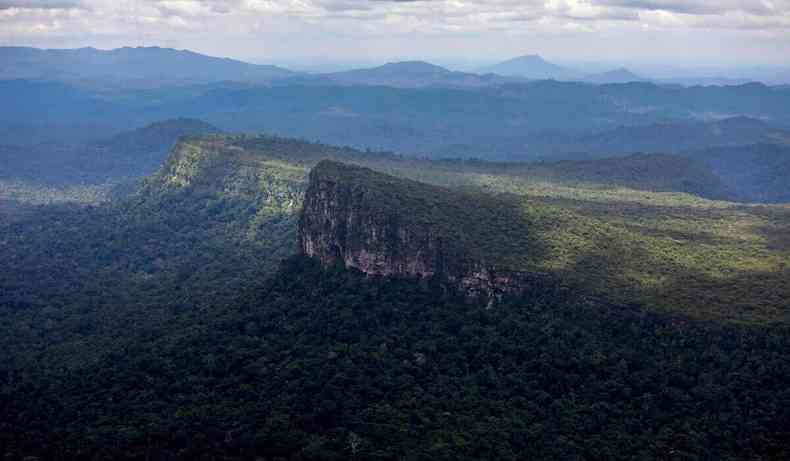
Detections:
[0, 0, 787, 66]
[0, 0, 82, 9]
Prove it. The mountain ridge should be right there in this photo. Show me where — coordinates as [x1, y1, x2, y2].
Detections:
[584, 67, 647, 84]
[0, 118, 222, 186]
[0, 46, 298, 87]
[311, 60, 527, 88]
[480, 54, 582, 80]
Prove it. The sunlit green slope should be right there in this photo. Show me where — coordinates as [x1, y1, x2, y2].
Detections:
[142, 134, 790, 324]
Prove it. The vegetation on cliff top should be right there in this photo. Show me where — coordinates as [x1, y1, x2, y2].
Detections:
[310, 159, 790, 324]
[3, 132, 790, 459]
[307, 160, 546, 271]
[4, 134, 789, 326]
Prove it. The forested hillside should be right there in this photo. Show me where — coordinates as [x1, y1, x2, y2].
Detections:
[3, 136, 787, 356]
[2, 14, 790, 460]
[2, 134, 790, 460]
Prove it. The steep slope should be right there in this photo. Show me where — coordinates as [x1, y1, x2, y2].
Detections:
[4, 139, 790, 460]
[34, 133, 782, 324]
[292, 157, 790, 324]
[299, 161, 546, 304]
[296, 155, 740, 304]
[147, 134, 732, 214]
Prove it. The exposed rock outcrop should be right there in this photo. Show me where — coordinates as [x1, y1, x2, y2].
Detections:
[299, 160, 542, 305]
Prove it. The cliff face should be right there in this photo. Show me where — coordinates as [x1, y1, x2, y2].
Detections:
[149, 136, 544, 305]
[147, 136, 306, 212]
[299, 166, 447, 278]
[299, 160, 539, 305]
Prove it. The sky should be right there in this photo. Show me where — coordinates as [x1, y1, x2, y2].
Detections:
[1, 0, 789, 73]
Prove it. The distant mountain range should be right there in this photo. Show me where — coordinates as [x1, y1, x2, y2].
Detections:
[689, 143, 790, 203]
[480, 56, 790, 86]
[478, 55, 582, 80]
[282, 60, 527, 88]
[0, 46, 296, 88]
[583, 67, 647, 84]
[479, 55, 648, 83]
[3, 46, 790, 172]
[553, 116, 790, 157]
[0, 46, 536, 90]
[1, 46, 783, 89]
[0, 118, 222, 184]
[660, 76, 755, 87]
[3, 75, 790, 161]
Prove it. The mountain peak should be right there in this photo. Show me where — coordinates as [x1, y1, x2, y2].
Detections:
[321, 59, 518, 88]
[481, 54, 579, 80]
[385, 60, 442, 67]
[584, 67, 646, 83]
[510, 54, 548, 62]
[376, 60, 451, 73]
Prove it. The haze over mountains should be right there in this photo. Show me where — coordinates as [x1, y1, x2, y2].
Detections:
[0, 46, 296, 88]
[2, 45, 790, 205]
[479, 55, 583, 80]
[4, 46, 788, 88]
[297, 61, 526, 88]
[1, 118, 222, 185]
[583, 68, 647, 84]
[0, 46, 650, 88]
[3, 48, 790, 164]
[2, 0, 790, 458]
[3, 42, 790, 459]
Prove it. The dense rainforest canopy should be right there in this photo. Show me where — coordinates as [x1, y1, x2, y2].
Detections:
[2, 131, 790, 460]
[3, 257, 790, 460]
[3, 43, 790, 461]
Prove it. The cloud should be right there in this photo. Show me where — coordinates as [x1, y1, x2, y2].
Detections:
[154, 0, 236, 17]
[0, 0, 788, 67]
[593, 0, 788, 16]
[0, 0, 82, 9]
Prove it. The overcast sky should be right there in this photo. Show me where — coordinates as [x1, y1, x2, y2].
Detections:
[1, 0, 788, 72]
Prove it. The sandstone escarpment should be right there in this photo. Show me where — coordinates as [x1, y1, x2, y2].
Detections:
[299, 160, 541, 305]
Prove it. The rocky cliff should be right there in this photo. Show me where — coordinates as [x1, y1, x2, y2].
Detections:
[299, 160, 543, 305]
